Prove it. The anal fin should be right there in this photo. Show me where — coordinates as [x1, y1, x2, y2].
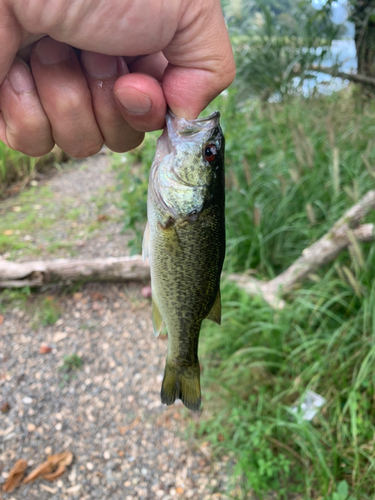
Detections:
[152, 298, 165, 337]
[205, 290, 221, 325]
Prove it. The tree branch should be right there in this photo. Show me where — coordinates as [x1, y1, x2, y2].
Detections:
[311, 65, 375, 87]
[0, 256, 150, 288]
[229, 191, 375, 309]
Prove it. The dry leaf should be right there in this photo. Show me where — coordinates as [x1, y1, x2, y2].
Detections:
[2, 229, 13, 236]
[23, 461, 52, 484]
[0, 314, 4, 325]
[97, 214, 109, 222]
[48, 452, 73, 468]
[23, 452, 73, 484]
[43, 464, 66, 481]
[176, 486, 184, 494]
[89, 292, 104, 301]
[2, 459, 28, 492]
[119, 416, 140, 435]
[39, 345, 52, 354]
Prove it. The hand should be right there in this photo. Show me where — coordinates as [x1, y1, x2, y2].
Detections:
[0, 0, 235, 157]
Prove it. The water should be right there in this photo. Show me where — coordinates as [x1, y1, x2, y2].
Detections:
[290, 39, 357, 97]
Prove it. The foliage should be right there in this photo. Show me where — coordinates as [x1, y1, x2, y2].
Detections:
[0, 142, 38, 195]
[0, 142, 66, 196]
[59, 354, 83, 383]
[60, 353, 83, 372]
[224, 0, 341, 100]
[194, 88, 375, 499]
[0, 287, 31, 313]
[33, 296, 61, 327]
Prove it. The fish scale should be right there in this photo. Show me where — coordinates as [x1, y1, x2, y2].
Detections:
[143, 110, 225, 411]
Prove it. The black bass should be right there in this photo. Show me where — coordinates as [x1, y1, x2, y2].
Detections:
[143, 111, 225, 411]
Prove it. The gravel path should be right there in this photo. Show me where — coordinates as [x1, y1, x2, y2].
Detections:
[0, 154, 230, 499]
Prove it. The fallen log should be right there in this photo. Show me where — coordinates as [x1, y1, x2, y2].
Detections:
[0, 256, 150, 288]
[229, 190, 375, 309]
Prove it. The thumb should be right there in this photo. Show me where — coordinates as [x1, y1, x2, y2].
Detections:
[162, 0, 235, 119]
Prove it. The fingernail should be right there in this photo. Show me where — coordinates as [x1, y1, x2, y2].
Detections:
[82, 52, 117, 78]
[35, 37, 71, 64]
[116, 88, 152, 114]
[8, 60, 35, 93]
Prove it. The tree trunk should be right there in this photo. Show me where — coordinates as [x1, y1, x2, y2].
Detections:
[353, 0, 375, 95]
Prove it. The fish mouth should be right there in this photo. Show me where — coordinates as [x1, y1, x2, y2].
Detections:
[166, 110, 220, 137]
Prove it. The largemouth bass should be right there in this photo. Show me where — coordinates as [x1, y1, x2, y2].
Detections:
[143, 110, 225, 411]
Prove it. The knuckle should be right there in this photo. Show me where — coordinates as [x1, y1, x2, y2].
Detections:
[65, 141, 103, 159]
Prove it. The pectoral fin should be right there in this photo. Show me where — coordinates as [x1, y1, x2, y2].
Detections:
[205, 290, 221, 325]
[142, 222, 150, 261]
[152, 298, 165, 337]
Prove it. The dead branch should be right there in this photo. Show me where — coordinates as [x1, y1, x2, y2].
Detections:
[229, 190, 375, 309]
[311, 65, 375, 87]
[0, 256, 149, 288]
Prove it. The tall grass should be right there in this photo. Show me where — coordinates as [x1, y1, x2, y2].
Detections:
[0, 143, 66, 196]
[198, 88, 375, 499]
[0, 142, 38, 194]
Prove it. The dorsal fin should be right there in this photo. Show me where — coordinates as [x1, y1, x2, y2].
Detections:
[205, 290, 221, 325]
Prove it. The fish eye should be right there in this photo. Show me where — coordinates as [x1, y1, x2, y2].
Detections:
[204, 144, 217, 162]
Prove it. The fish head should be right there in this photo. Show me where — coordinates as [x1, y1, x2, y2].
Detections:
[150, 111, 224, 219]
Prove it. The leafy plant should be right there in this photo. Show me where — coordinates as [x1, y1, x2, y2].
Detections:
[33, 296, 61, 327]
[60, 353, 83, 372]
[224, 0, 341, 101]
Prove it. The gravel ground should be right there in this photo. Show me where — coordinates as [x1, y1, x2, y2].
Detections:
[0, 154, 231, 499]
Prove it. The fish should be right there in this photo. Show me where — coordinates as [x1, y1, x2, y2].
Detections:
[142, 110, 225, 411]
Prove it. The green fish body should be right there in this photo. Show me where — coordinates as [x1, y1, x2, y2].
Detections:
[143, 111, 225, 411]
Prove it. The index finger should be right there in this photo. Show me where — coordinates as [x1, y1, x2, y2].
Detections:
[0, 4, 22, 85]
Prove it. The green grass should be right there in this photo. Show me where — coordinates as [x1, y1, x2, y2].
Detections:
[0, 142, 38, 194]
[0, 185, 56, 255]
[116, 87, 375, 498]
[59, 353, 83, 384]
[32, 296, 61, 328]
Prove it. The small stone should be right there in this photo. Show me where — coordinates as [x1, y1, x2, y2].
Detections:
[0, 401, 10, 413]
[45, 446, 53, 455]
[55, 422, 63, 431]
[65, 484, 82, 494]
[141, 468, 148, 476]
[27, 423, 36, 432]
[56, 479, 64, 488]
[22, 396, 33, 405]
[141, 286, 152, 298]
[86, 462, 94, 471]
[103, 451, 110, 460]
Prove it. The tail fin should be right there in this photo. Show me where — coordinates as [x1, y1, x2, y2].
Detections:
[161, 360, 201, 411]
